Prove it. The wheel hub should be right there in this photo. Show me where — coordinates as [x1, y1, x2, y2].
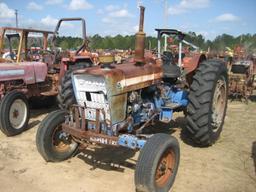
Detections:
[52, 126, 74, 152]
[212, 78, 227, 131]
[155, 149, 175, 187]
[9, 99, 27, 129]
[13, 109, 19, 118]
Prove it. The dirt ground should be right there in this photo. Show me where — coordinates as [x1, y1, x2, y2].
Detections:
[0, 100, 255, 192]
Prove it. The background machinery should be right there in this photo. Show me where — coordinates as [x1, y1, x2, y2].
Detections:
[0, 18, 95, 136]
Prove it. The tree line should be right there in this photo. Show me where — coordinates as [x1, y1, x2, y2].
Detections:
[4, 32, 256, 54]
[55, 32, 256, 54]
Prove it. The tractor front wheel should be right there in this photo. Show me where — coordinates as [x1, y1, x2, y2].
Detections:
[0, 91, 29, 136]
[36, 110, 78, 162]
[135, 133, 180, 192]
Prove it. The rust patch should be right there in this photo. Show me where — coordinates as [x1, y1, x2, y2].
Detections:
[62, 124, 118, 146]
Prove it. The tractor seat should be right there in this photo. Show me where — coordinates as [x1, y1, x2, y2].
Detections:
[162, 51, 181, 78]
[162, 51, 175, 65]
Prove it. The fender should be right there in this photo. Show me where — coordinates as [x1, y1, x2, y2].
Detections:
[183, 54, 206, 85]
[183, 53, 206, 74]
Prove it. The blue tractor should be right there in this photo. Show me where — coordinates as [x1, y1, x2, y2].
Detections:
[36, 6, 228, 192]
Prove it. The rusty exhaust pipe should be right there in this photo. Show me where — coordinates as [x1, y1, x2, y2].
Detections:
[134, 6, 145, 64]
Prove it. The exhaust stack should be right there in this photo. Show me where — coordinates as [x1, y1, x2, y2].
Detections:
[134, 6, 145, 64]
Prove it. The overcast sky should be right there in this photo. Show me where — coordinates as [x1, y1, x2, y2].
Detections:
[0, 0, 255, 40]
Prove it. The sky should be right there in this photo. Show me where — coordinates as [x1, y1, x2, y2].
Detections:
[0, 0, 255, 40]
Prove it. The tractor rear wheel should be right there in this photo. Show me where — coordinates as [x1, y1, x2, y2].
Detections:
[36, 109, 78, 162]
[186, 59, 228, 146]
[0, 91, 30, 136]
[57, 69, 75, 109]
[135, 133, 180, 192]
[57, 62, 92, 109]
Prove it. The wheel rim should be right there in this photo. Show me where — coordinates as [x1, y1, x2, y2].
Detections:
[52, 125, 76, 153]
[9, 99, 27, 129]
[155, 149, 175, 187]
[212, 77, 227, 132]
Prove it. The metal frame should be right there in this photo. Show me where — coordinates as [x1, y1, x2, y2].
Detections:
[0, 27, 53, 62]
[155, 28, 199, 67]
[62, 104, 156, 149]
[52, 18, 88, 56]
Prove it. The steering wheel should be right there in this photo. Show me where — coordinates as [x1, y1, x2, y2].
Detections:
[150, 49, 173, 60]
[152, 51, 175, 63]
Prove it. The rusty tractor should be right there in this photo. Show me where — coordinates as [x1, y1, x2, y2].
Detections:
[226, 46, 256, 102]
[36, 7, 228, 192]
[0, 18, 94, 136]
[228, 58, 255, 102]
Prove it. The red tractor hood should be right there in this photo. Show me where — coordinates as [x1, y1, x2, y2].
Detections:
[0, 62, 47, 84]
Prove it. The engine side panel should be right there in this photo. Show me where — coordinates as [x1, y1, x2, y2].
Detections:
[109, 93, 127, 124]
[73, 59, 163, 124]
[33, 62, 47, 82]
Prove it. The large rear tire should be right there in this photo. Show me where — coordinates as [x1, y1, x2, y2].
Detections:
[57, 69, 75, 109]
[0, 91, 30, 136]
[135, 134, 180, 192]
[57, 62, 92, 109]
[36, 109, 78, 162]
[186, 59, 228, 146]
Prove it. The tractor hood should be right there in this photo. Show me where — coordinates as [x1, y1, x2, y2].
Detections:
[73, 58, 163, 97]
[0, 62, 47, 84]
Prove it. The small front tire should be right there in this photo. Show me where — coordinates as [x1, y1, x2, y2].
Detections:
[135, 133, 180, 192]
[36, 109, 78, 162]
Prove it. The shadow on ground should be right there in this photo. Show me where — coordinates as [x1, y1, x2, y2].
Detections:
[144, 116, 198, 147]
[249, 95, 256, 102]
[228, 94, 256, 103]
[77, 146, 136, 172]
[30, 105, 58, 118]
[25, 120, 41, 131]
[141, 117, 198, 147]
[24, 104, 59, 132]
[252, 141, 256, 175]
[76, 116, 200, 172]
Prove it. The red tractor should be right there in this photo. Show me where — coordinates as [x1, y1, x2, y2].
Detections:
[0, 18, 95, 136]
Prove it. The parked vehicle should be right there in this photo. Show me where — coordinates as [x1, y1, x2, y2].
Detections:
[36, 7, 228, 192]
[0, 18, 95, 136]
[226, 46, 256, 102]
